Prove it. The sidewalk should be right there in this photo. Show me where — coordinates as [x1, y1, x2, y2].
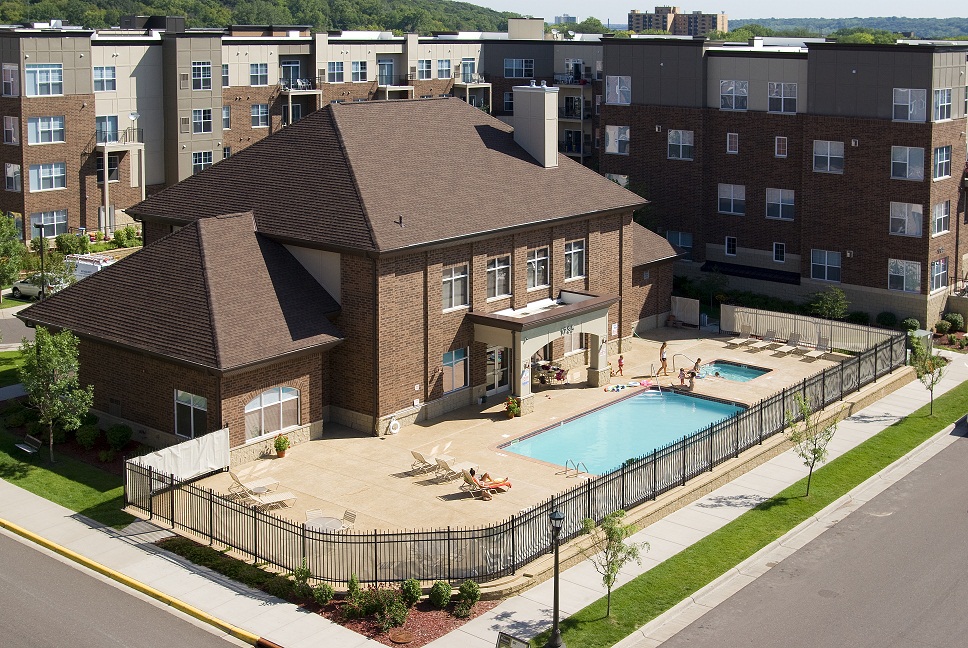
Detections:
[1, 352, 965, 648]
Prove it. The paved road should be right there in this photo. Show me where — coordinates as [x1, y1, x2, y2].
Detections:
[0, 531, 243, 648]
[660, 432, 968, 648]
[0, 300, 34, 348]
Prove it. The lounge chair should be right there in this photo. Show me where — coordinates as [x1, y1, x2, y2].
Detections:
[410, 450, 439, 474]
[341, 509, 357, 530]
[241, 490, 296, 511]
[804, 337, 832, 360]
[229, 470, 279, 496]
[748, 330, 778, 351]
[725, 325, 753, 347]
[461, 470, 512, 499]
[436, 456, 478, 481]
[772, 332, 802, 355]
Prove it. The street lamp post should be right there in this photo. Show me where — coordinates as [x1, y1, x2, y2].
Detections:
[546, 509, 565, 648]
[33, 222, 46, 301]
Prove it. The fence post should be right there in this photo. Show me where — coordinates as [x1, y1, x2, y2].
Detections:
[840, 362, 845, 400]
[511, 515, 516, 575]
[651, 449, 657, 500]
[735, 414, 740, 458]
[680, 437, 687, 488]
[253, 508, 259, 563]
[621, 462, 627, 510]
[301, 522, 307, 566]
[147, 466, 153, 520]
[758, 405, 763, 445]
[169, 472, 175, 525]
[208, 488, 214, 545]
[873, 341, 878, 381]
[373, 530, 379, 584]
[821, 367, 826, 405]
[707, 427, 713, 472]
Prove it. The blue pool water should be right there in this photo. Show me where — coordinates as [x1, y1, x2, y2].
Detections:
[502, 391, 743, 475]
[700, 361, 769, 382]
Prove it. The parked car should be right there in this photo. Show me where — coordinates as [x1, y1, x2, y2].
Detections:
[10, 274, 66, 300]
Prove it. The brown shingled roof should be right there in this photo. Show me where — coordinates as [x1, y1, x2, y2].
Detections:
[632, 222, 680, 267]
[18, 213, 342, 372]
[129, 98, 646, 253]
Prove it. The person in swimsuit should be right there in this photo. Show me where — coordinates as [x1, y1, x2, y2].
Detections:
[660, 342, 669, 375]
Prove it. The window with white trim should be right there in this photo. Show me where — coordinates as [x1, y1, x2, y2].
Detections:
[726, 132, 738, 154]
[222, 63, 229, 87]
[527, 247, 549, 289]
[605, 76, 631, 104]
[95, 115, 118, 143]
[775, 136, 788, 158]
[442, 264, 468, 310]
[893, 88, 926, 121]
[487, 255, 511, 298]
[605, 125, 629, 155]
[280, 60, 299, 86]
[327, 61, 343, 83]
[249, 62, 268, 86]
[251, 104, 269, 128]
[25, 63, 62, 96]
[718, 184, 746, 215]
[503, 91, 513, 113]
[813, 140, 844, 173]
[244, 387, 299, 440]
[29, 209, 67, 236]
[811, 249, 841, 282]
[3, 116, 17, 144]
[442, 348, 468, 393]
[223, 147, 231, 159]
[933, 146, 951, 179]
[5, 163, 20, 192]
[96, 153, 120, 183]
[2, 64, 18, 96]
[417, 59, 432, 80]
[222, 105, 231, 129]
[889, 202, 923, 237]
[888, 259, 920, 293]
[564, 240, 585, 280]
[93, 66, 116, 92]
[725, 236, 737, 256]
[563, 332, 585, 355]
[932, 201, 950, 235]
[720, 80, 748, 110]
[175, 390, 207, 439]
[773, 242, 785, 263]
[192, 108, 212, 134]
[891, 146, 924, 180]
[930, 258, 948, 292]
[933, 88, 952, 121]
[504, 58, 533, 78]
[352, 61, 367, 82]
[437, 59, 450, 79]
[766, 188, 794, 220]
[191, 151, 213, 174]
[28, 162, 66, 191]
[667, 129, 693, 160]
[768, 82, 797, 113]
[191, 61, 212, 90]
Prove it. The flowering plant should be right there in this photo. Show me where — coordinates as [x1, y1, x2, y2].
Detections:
[505, 396, 521, 416]
[274, 434, 290, 452]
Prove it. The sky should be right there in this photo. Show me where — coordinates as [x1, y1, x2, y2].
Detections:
[472, 2, 967, 26]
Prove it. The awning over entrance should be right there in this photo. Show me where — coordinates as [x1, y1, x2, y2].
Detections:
[468, 290, 619, 403]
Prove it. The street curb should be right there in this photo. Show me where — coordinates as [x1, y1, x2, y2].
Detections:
[0, 516, 265, 646]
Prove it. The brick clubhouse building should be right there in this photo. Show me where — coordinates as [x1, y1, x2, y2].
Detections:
[18, 95, 676, 456]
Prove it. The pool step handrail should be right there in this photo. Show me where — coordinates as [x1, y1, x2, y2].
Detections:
[672, 353, 695, 372]
[556, 459, 589, 478]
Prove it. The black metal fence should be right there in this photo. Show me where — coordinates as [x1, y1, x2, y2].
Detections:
[125, 332, 906, 585]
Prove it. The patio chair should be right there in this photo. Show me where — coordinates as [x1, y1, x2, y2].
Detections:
[411, 450, 440, 474]
[748, 330, 778, 351]
[804, 337, 832, 360]
[772, 332, 802, 356]
[241, 490, 296, 511]
[341, 509, 357, 530]
[306, 508, 326, 521]
[228, 470, 279, 496]
[461, 470, 492, 500]
[436, 456, 478, 481]
[725, 325, 753, 347]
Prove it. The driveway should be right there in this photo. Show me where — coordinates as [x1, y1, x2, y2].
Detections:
[0, 301, 34, 350]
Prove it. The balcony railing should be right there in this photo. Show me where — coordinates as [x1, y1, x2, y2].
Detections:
[554, 73, 592, 85]
[558, 108, 591, 120]
[280, 77, 322, 91]
[96, 127, 143, 145]
[558, 141, 586, 154]
[456, 72, 487, 84]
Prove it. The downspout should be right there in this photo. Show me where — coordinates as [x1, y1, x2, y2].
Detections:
[372, 256, 380, 433]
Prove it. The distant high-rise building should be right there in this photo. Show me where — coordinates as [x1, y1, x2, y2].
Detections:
[628, 7, 727, 35]
[554, 15, 579, 25]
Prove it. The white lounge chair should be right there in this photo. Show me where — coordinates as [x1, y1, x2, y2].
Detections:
[411, 450, 440, 474]
[725, 325, 753, 347]
[436, 456, 478, 481]
[748, 330, 778, 351]
[341, 509, 357, 530]
[804, 337, 831, 360]
[772, 332, 802, 355]
[243, 490, 296, 511]
[229, 470, 279, 496]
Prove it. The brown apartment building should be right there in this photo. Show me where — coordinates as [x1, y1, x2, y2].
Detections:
[600, 37, 968, 327]
[18, 96, 676, 457]
[628, 7, 727, 36]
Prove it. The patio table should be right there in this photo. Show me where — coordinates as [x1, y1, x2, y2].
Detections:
[304, 516, 343, 531]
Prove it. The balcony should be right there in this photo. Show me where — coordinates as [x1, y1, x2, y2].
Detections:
[558, 108, 591, 121]
[280, 77, 322, 94]
[91, 127, 144, 154]
[454, 72, 488, 86]
[558, 141, 588, 156]
[553, 73, 592, 86]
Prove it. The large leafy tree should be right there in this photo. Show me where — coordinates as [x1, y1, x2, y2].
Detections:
[19, 327, 94, 462]
[0, 213, 27, 288]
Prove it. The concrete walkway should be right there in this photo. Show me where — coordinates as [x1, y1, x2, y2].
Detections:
[1, 350, 965, 648]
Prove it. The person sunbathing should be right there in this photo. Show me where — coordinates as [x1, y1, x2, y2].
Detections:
[470, 468, 512, 490]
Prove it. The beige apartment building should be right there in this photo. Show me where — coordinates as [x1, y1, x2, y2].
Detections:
[628, 7, 727, 36]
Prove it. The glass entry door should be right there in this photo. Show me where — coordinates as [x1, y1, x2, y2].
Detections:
[378, 60, 394, 86]
[486, 346, 510, 396]
[461, 58, 476, 83]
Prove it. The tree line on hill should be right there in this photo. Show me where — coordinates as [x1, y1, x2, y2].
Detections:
[729, 17, 968, 40]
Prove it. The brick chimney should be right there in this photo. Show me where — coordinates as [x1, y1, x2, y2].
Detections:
[512, 81, 559, 169]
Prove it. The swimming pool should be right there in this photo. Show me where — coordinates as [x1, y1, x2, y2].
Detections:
[502, 391, 743, 475]
[700, 360, 770, 382]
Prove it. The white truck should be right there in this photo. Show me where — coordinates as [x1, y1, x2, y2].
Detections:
[64, 253, 117, 281]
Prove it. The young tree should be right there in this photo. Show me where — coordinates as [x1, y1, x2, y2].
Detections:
[18, 327, 94, 462]
[0, 212, 27, 288]
[786, 394, 839, 497]
[808, 286, 849, 320]
[910, 335, 947, 415]
[579, 510, 648, 616]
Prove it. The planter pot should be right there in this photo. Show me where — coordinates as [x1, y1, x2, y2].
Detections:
[277, 449, 287, 458]
[506, 411, 515, 419]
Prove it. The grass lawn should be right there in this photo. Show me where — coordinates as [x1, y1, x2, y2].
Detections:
[0, 351, 24, 388]
[0, 428, 134, 528]
[0, 294, 30, 309]
[532, 380, 968, 648]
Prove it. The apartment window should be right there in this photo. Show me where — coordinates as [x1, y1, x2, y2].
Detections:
[725, 236, 737, 256]
[930, 258, 948, 292]
[605, 76, 631, 105]
[222, 106, 231, 129]
[442, 349, 468, 393]
[191, 151, 213, 174]
[933, 146, 951, 179]
[95, 115, 118, 143]
[891, 146, 924, 181]
[720, 80, 748, 111]
[595, 94, 601, 115]
[893, 88, 926, 122]
[174, 390, 207, 439]
[352, 61, 367, 82]
[888, 259, 921, 293]
[282, 104, 301, 125]
[813, 140, 844, 173]
[93, 66, 116, 92]
[29, 209, 67, 237]
[726, 132, 738, 154]
[28, 162, 66, 191]
[2, 116, 17, 145]
[811, 249, 841, 282]
[527, 248, 549, 289]
[667, 231, 693, 259]
[2, 64, 18, 96]
[773, 242, 785, 263]
[417, 59, 432, 80]
[223, 147, 231, 159]
[890, 202, 923, 237]
[503, 92, 513, 113]
[605, 125, 629, 155]
[933, 88, 952, 121]
[192, 108, 212, 134]
[222, 63, 229, 87]
[768, 82, 797, 113]
[718, 184, 746, 215]
[244, 387, 299, 439]
[442, 264, 469, 310]
[437, 59, 451, 79]
[765, 188, 794, 220]
[563, 332, 585, 355]
[667, 129, 693, 160]
[280, 60, 299, 86]
[503, 58, 534, 78]
[5, 163, 20, 191]
[605, 173, 629, 187]
[192, 61, 212, 90]
[251, 104, 269, 128]
[327, 61, 344, 83]
[775, 136, 788, 158]
[25, 63, 63, 96]
[96, 153, 120, 183]
[249, 63, 268, 86]
[564, 240, 585, 280]
[932, 201, 950, 235]
[487, 255, 511, 299]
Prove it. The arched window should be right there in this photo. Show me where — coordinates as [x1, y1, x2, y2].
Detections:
[245, 387, 299, 440]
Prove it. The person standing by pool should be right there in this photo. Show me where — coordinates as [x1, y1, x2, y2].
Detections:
[688, 371, 696, 390]
[660, 342, 669, 375]
[617, 355, 625, 376]
[692, 358, 702, 374]
[678, 368, 686, 386]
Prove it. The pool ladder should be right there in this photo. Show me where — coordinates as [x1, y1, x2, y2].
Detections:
[557, 459, 589, 478]
[672, 353, 695, 372]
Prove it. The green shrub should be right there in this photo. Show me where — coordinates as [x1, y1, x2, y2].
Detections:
[846, 311, 870, 325]
[98, 448, 116, 462]
[370, 586, 408, 631]
[901, 317, 921, 331]
[54, 233, 89, 255]
[453, 600, 473, 618]
[82, 412, 99, 426]
[27, 420, 63, 443]
[75, 424, 100, 450]
[943, 312, 964, 333]
[458, 579, 481, 607]
[106, 424, 133, 451]
[290, 559, 313, 598]
[312, 583, 335, 606]
[347, 573, 361, 599]
[5, 410, 27, 428]
[935, 320, 952, 335]
[960, 338, 967, 350]
[875, 311, 897, 328]
[429, 581, 452, 609]
[264, 575, 295, 600]
[113, 225, 138, 248]
[401, 578, 422, 607]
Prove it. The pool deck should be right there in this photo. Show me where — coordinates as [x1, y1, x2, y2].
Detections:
[198, 328, 841, 531]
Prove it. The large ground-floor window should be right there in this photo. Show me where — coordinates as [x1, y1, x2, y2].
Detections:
[442, 348, 468, 394]
[175, 390, 207, 439]
[245, 386, 300, 440]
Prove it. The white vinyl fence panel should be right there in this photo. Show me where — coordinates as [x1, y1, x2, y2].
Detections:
[132, 427, 229, 482]
[721, 305, 895, 353]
